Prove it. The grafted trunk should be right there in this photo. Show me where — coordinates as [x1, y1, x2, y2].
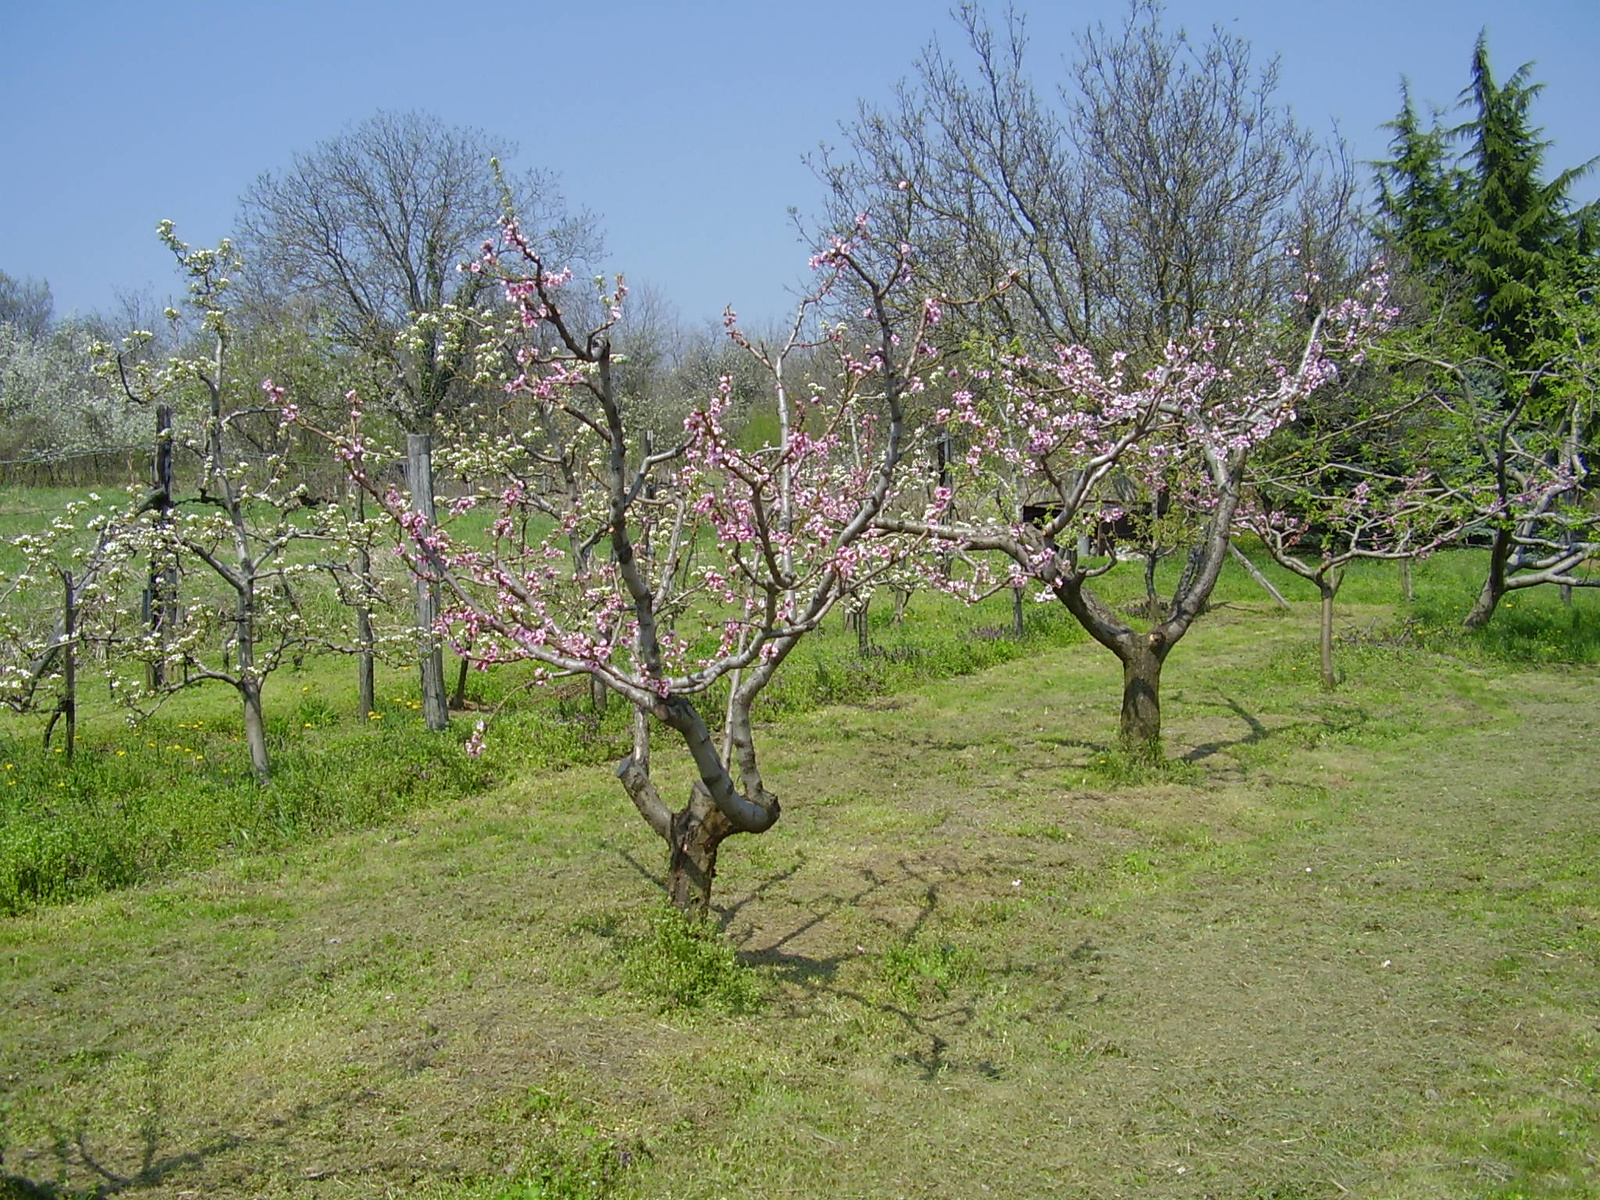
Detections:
[666, 787, 735, 918]
[1117, 635, 1169, 758]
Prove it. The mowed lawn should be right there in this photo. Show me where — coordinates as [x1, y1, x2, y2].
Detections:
[2, 603, 1597, 1199]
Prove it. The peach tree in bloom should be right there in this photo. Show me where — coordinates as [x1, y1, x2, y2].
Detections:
[293, 212, 945, 914]
[877, 267, 1394, 754]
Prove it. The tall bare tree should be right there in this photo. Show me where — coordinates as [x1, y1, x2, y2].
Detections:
[820, 1, 1360, 362]
[0, 270, 54, 342]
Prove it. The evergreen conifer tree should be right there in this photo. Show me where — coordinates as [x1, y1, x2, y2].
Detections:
[1375, 34, 1597, 366]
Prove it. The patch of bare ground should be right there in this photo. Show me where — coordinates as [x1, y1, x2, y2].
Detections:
[2, 607, 1596, 1198]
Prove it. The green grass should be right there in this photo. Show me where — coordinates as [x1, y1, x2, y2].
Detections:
[4, 486, 1600, 1197]
[0, 668, 493, 915]
[3, 510, 1595, 922]
[2, 604, 1598, 1197]
[620, 906, 767, 1014]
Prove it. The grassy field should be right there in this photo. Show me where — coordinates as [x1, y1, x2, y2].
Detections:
[2, 484, 1598, 1197]
[2, 589, 1597, 1197]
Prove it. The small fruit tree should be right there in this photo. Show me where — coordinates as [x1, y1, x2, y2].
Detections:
[295, 209, 944, 914]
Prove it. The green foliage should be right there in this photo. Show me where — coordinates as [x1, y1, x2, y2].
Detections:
[1374, 34, 1597, 365]
[1456, 35, 1596, 364]
[1373, 83, 1463, 272]
[620, 907, 765, 1013]
[1417, 591, 1600, 665]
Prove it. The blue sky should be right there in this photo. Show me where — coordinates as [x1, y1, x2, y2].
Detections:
[3, 0, 1596, 331]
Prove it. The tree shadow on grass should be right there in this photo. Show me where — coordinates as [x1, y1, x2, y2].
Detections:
[2, 1118, 240, 1199]
[0, 1057, 408, 1199]
[616, 848, 665, 892]
[723, 857, 1003, 1078]
[1182, 694, 1269, 763]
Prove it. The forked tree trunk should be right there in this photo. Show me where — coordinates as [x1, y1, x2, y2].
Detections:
[617, 695, 781, 917]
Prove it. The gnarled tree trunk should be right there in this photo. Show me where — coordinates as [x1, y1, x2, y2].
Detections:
[666, 786, 736, 918]
[616, 700, 780, 917]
